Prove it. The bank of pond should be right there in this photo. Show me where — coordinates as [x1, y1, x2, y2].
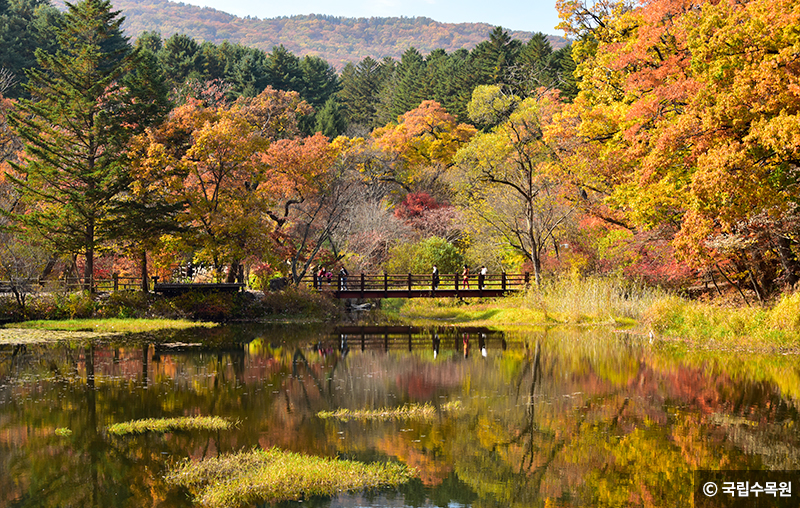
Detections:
[1, 323, 798, 507]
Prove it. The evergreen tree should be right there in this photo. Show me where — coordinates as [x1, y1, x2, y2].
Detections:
[390, 47, 427, 119]
[8, 0, 154, 291]
[314, 96, 346, 138]
[0, 0, 62, 98]
[338, 56, 394, 131]
[553, 44, 579, 101]
[267, 44, 302, 93]
[471, 26, 522, 85]
[159, 33, 206, 89]
[299, 54, 339, 110]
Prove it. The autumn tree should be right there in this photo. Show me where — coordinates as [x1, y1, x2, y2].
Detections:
[555, 0, 800, 293]
[371, 100, 476, 193]
[455, 90, 572, 286]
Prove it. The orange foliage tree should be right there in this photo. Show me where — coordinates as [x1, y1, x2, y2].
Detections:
[553, 0, 800, 293]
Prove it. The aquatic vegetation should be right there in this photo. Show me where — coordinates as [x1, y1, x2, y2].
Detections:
[108, 416, 233, 435]
[165, 447, 416, 508]
[54, 428, 72, 436]
[317, 401, 461, 421]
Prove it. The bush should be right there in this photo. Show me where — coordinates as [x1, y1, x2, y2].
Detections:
[260, 284, 338, 318]
[101, 291, 154, 319]
[171, 292, 243, 322]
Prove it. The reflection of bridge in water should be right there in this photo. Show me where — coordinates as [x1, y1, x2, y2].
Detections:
[315, 273, 531, 299]
[327, 326, 511, 358]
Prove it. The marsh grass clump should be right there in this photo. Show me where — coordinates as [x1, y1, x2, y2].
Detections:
[318, 403, 432, 421]
[317, 402, 462, 422]
[108, 416, 233, 436]
[165, 447, 416, 508]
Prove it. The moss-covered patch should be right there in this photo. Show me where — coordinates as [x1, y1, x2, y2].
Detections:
[317, 401, 461, 421]
[108, 416, 233, 436]
[165, 447, 416, 508]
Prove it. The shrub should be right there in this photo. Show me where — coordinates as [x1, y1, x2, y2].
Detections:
[260, 284, 338, 318]
[768, 292, 800, 332]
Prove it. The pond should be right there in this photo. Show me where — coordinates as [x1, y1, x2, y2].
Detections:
[1, 324, 798, 507]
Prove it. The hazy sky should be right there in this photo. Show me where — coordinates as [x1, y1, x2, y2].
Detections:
[177, 0, 564, 35]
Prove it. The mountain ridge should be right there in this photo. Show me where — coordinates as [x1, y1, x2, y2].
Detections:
[105, 0, 569, 68]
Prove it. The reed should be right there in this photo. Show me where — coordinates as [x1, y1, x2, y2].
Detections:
[166, 447, 416, 508]
[108, 416, 233, 435]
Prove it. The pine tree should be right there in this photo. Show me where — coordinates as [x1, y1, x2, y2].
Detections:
[314, 96, 346, 138]
[8, 0, 151, 291]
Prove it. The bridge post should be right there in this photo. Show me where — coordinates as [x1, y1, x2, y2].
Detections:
[407, 273, 412, 296]
[524, 272, 530, 287]
[502, 272, 507, 292]
[454, 273, 459, 296]
[384, 272, 388, 298]
[360, 273, 365, 298]
[113, 273, 119, 292]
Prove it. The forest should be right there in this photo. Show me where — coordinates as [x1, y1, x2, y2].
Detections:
[64, 0, 569, 69]
[0, 0, 799, 306]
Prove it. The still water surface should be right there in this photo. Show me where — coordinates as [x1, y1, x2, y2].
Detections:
[1, 324, 798, 507]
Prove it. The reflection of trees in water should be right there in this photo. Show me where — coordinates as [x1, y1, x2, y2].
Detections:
[2, 326, 799, 507]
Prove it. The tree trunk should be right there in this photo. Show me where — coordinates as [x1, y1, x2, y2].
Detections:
[140, 249, 149, 293]
[532, 254, 542, 287]
[84, 248, 94, 293]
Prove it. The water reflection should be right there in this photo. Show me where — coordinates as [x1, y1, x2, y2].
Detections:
[0, 325, 798, 507]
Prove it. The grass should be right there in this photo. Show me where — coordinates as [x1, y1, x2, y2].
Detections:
[165, 447, 416, 508]
[390, 276, 661, 327]
[5, 318, 217, 333]
[643, 293, 800, 352]
[108, 416, 234, 436]
[317, 401, 461, 421]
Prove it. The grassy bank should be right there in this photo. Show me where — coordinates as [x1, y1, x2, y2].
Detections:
[8, 318, 216, 333]
[379, 277, 800, 351]
[0, 285, 340, 324]
[166, 447, 415, 508]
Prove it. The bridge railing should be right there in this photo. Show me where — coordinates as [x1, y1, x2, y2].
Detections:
[310, 272, 530, 293]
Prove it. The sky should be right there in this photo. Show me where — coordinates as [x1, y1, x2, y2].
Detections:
[176, 0, 565, 35]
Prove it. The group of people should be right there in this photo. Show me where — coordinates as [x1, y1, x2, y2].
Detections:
[432, 264, 488, 290]
[315, 264, 490, 291]
[315, 266, 348, 290]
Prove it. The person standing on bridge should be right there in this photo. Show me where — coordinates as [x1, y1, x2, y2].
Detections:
[479, 265, 487, 290]
[462, 264, 470, 289]
[339, 266, 348, 290]
[432, 265, 440, 290]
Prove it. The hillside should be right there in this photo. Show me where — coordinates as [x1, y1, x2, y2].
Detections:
[108, 0, 569, 68]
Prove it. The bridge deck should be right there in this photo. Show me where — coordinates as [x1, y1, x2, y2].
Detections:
[316, 272, 530, 299]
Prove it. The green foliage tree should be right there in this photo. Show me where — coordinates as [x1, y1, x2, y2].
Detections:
[7, 0, 151, 291]
[385, 236, 464, 274]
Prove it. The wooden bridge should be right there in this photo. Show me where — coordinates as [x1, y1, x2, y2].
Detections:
[314, 272, 530, 299]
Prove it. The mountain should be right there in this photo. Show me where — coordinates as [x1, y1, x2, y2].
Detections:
[107, 0, 569, 68]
